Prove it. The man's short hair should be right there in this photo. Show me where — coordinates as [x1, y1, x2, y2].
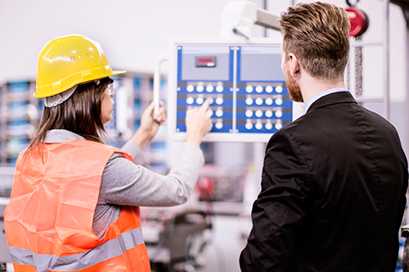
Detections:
[280, 2, 350, 80]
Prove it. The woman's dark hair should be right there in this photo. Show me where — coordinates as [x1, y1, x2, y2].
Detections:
[30, 77, 113, 147]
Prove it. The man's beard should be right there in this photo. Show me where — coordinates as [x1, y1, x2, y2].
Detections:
[285, 70, 304, 102]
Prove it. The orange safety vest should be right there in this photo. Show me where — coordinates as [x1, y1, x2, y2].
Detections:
[4, 140, 151, 272]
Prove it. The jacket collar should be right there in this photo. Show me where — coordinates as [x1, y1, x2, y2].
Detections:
[306, 91, 357, 114]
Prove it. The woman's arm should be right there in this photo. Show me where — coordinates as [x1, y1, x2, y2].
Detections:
[100, 100, 211, 207]
[100, 143, 204, 207]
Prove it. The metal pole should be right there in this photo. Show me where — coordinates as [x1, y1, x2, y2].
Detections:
[153, 57, 168, 114]
[263, 0, 268, 37]
[384, 0, 391, 120]
[406, 24, 409, 230]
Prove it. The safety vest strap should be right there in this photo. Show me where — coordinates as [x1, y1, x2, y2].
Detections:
[9, 227, 144, 271]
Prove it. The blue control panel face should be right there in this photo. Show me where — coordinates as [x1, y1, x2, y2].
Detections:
[175, 44, 292, 137]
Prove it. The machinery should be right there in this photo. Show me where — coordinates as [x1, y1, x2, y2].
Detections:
[166, 42, 293, 142]
[0, 167, 13, 267]
[149, 210, 212, 272]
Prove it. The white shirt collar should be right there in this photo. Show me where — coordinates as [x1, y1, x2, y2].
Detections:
[304, 88, 350, 113]
[44, 129, 84, 143]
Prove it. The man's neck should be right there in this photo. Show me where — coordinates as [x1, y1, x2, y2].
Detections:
[301, 77, 346, 103]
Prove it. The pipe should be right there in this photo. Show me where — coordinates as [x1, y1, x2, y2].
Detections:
[384, 0, 391, 120]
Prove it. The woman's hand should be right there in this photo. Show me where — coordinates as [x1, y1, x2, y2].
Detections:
[140, 102, 166, 137]
[133, 102, 166, 148]
[185, 100, 212, 145]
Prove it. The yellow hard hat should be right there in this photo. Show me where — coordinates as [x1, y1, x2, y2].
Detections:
[34, 34, 125, 98]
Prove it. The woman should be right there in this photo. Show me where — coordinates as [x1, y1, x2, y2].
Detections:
[4, 34, 211, 272]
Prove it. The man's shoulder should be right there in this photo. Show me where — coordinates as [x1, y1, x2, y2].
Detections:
[265, 118, 306, 152]
[266, 107, 344, 153]
[269, 103, 400, 151]
[269, 113, 313, 142]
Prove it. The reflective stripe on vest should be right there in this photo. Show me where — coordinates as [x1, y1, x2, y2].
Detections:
[9, 227, 143, 271]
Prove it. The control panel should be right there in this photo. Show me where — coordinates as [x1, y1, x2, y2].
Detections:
[168, 42, 293, 142]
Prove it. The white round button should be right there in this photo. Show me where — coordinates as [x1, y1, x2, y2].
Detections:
[246, 85, 253, 93]
[256, 98, 263, 105]
[186, 97, 194, 104]
[265, 110, 273, 118]
[255, 110, 263, 118]
[265, 86, 273, 93]
[276, 86, 283, 93]
[196, 85, 204, 92]
[245, 110, 253, 118]
[206, 85, 214, 92]
[246, 97, 253, 105]
[255, 121, 263, 130]
[215, 109, 223, 117]
[207, 97, 214, 104]
[265, 98, 273, 106]
[216, 97, 223, 105]
[265, 122, 273, 130]
[275, 110, 283, 118]
[187, 85, 194, 92]
[209, 109, 214, 116]
[215, 121, 223, 129]
[275, 122, 283, 130]
[245, 121, 253, 130]
[256, 86, 263, 93]
[216, 85, 224, 92]
[196, 96, 204, 105]
[275, 98, 283, 105]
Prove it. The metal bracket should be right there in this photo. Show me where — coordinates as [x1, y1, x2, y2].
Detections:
[153, 57, 169, 113]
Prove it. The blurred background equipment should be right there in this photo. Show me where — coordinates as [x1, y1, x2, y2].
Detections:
[149, 210, 212, 272]
[346, 4, 370, 38]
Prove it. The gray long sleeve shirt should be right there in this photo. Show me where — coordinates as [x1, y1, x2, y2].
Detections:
[44, 129, 204, 236]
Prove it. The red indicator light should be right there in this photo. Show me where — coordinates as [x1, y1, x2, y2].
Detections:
[195, 56, 217, 68]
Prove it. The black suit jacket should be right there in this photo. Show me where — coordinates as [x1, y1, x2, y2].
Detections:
[240, 92, 408, 272]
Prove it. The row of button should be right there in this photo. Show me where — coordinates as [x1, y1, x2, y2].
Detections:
[183, 118, 282, 130]
[187, 84, 224, 93]
[245, 85, 283, 94]
[245, 109, 282, 118]
[245, 96, 283, 106]
[186, 105, 224, 117]
[245, 120, 282, 130]
[186, 84, 284, 94]
[186, 95, 224, 105]
[187, 96, 283, 106]
[186, 109, 282, 118]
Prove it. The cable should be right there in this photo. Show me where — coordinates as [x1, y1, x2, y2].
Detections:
[346, 0, 360, 7]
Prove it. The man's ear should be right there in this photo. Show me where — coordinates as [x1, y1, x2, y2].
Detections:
[288, 53, 301, 79]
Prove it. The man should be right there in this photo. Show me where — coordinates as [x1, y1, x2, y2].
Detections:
[240, 2, 408, 272]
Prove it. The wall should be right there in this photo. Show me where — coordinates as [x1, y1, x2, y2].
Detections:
[0, 0, 254, 80]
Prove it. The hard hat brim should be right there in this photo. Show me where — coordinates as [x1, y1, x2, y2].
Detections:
[111, 70, 127, 76]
